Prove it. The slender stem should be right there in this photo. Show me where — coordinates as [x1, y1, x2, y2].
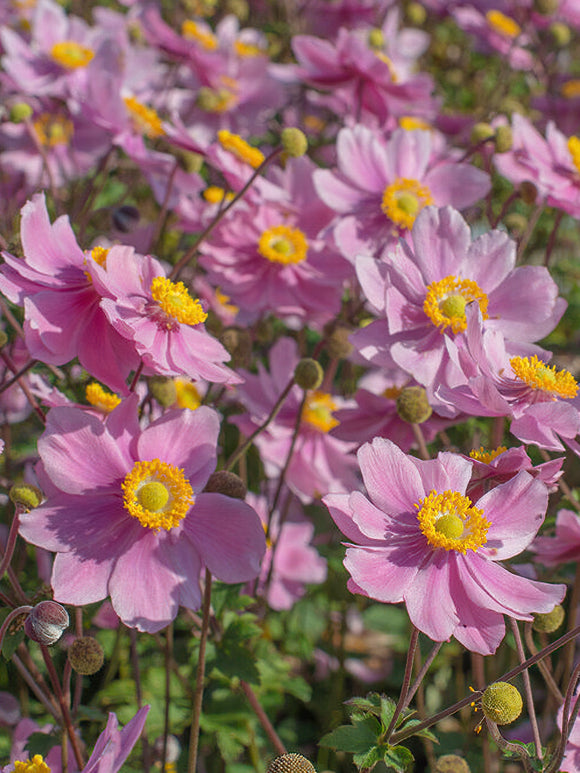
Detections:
[225, 377, 296, 472]
[543, 210, 563, 267]
[240, 680, 287, 756]
[411, 423, 430, 461]
[383, 626, 419, 743]
[0, 506, 22, 582]
[485, 719, 532, 772]
[0, 606, 32, 650]
[40, 644, 85, 769]
[162, 623, 173, 773]
[170, 147, 283, 281]
[0, 359, 37, 394]
[523, 623, 563, 703]
[516, 202, 544, 262]
[0, 350, 45, 424]
[129, 627, 151, 772]
[152, 160, 179, 251]
[545, 664, 580, 773]
[404, 641, 442, 708]
[12, 652, 60, 719]
[560, 563, 580, 684]
[510, 618, 542, 759]
[129, 361, 145, 393]
[188, 569, 213, 773]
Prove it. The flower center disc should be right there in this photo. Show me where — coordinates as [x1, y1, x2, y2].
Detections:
[123, 96, 165, 138]
[122, 459, 194, 531]
[217, 130, 265, 168]
[181, 20, 218, 49]
[423, 275, 489, 334]
[85, 382, 121, 414]
[568, 136, 580, 175]
[150, 276, 208, 327]
[469, 446, 507, 464]
[486, 9, 521, 38]
[13, 754, 51, 773]
[33, 114, 74, 147]
[51, 41, 94, 69]
[302, 391, 339, 432]
[510, 355, 579, 398]
[381, 178, 434, 229]
[416, 489, 490, 553]
[258, 225, 308, 265]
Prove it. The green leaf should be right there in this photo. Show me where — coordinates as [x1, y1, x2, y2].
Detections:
[353, 744, 382, 769]
[214, 617, 260, 684]
[1, 611, 26, 660]
[395, 717, 438, 742]
[24, 731, 61, 759]
[320, 716, 381, 754]
[383, 744, 415, 772]
[380, 696, 397, 729]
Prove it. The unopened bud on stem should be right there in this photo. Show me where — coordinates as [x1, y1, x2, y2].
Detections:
[25, 601, 69, 645]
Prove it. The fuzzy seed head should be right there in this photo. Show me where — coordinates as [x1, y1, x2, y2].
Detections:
[10, 484, 43, 511]
[267, 754, 317, 773]
[281, 128, 308, 157]
[68, 636, 105, 675]
[204, 471, 247, 500]
[396, 386, 432, 424]
[294, 359, 324, 390]
[532, 604, 565, 633]
[435, 755, 471, 773]
[481, 682, 523, 725]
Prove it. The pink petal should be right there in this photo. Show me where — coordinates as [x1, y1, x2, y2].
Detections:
[357, 438, 425, 515]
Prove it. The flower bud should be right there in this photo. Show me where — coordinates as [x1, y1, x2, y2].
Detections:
[204, 470, 247, 500]
[535, 0, 559, 13]
[294, 359, 324, 390]
[0, 331, 9, 349]
[9, 484, 43, 511]
[281, 128, 308, 158]
[111, 205, 140, 234]
[221, 327, 252, 369]
[519, 181, 537, 205]
[532, 604, 565, 633]
[325, 326, 353, 360]
[149, 377, 178, 408]
[550, 21, 571, 46]
[9, 103, 33, 123]
[68, 636, 104, 675]
[267, 754, 317, 773]
[494, 125, 513, 153]
[435, 756, 471, 773]
[504, 213, 527, 235]
[153, 734, 181, 764]
[396, 386, 432, 424]
[225, 0, 249, 20]
[25, 601, 69, 646]
[368, 28, 385, 49]
[481, 682, 522, 725]
[406, 2, 427, 24]
[470, 122, 495, 145]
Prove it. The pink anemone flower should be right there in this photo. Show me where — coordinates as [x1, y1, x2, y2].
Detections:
[324, 438, 565, 655]
[531, 509, 580, 567]
[19, 396, 265, 633]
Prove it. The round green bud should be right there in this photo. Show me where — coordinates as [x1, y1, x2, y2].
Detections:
[9, 103, 33, 123]
[220, 327, 252, 368]
[267, 754, 317, 773]
[281, 128, 308, 158]
[519, 180, 538, 205]
[68, 636, 105, 676]
[0, 331, 8, 349]
[196, 87, 222, 112]
[494, 125, 513, 153]
[550, 21, 571, 46]
[368, 28, 385, 49]
[204, 471, 247, 500]
[294, 359, 324, 390]
[396, 386, 433, 424]
[9, 484, 43, 511]
[178, 150, 204, 174]
[225, 0, 249, 20]
[535, 0, 559, 14]
[470, 122, 495, 145]
[326, 326, 353, 360]
[435, 755, 471, 773]
[481, 682, 523, 725]
[407, 2, 427, 24]
[504, 213, 528, 234]
[532, 604, 565, 633]
[149, 376, 177, 408]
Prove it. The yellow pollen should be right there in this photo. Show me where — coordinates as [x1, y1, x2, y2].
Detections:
[568, 136, 580, 174]
[217, 130, 265, 168]
[375, 52, 398, 82]
[399, 116, 432, 131]
[13, 755, 51, 773]
[182, 20, 218, 49]
[51, 41, 94, 69]
[150, 276, 208, 326]
[203, 186, 234, 204]
[215, 288, 239, 315]
[89, 245, 109, 268]
[486, 9, 522, 38]
[198, 86, 237, 113]
[381, 178, 434, 229]
[510, 355, 578, 399]
[234, 40, 263, 57]
[33, 113, 73, 147]
[416, 490, 490, 553]
[123, 96, 164, 138]
[302, 391, 339, 433]
[174, 379, 202, 410]
[85, 382, 121, 414]
[561, 80, 580, 99]
[304, 115, 325, 132]
[383, 386, 403, 400]
[258, 225, 308, 265]
[469, 446, 507, 464]
[423, 275, 489, 334]
[122, 459, 194, 531]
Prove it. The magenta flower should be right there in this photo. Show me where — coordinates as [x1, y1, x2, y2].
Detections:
[351, 206, 566, 392]
[558, 698, 580, 773]
[314, 125, 490, 258]
[324, 438, 565, 655]
[0, 194, 140, 392]
[98, 249, 240, 384]
[531, 509, 580, 567]
[19, 396, 265, 632]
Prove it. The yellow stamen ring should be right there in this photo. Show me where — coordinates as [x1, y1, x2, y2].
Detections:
[469, 446, 507, 464]
[416, 490, 490, 553]
[150, 277, 208, 326]
[123, 96, 165, 138]
[485, 9, 522, 38]
[510, 355, 578, 399]
[568, 136, 580, 175]
[301, 391, 339, 433]
[51, 41, 94, 69]
[217, 130, 265, 168]
[13, 754, 51, 773]
[122, 459, 194, 531]
[181, 20, 218, 49]
[381, 178, 434, 230]
[423, 275, 489, 334]
[85, 382, 121, 414]
[258, 225, 308, 265]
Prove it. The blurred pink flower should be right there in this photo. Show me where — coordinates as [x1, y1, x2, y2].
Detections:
[531, 509, 580, 567]
[324, 438, 565, 654]
[19, 396, 265, 632]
